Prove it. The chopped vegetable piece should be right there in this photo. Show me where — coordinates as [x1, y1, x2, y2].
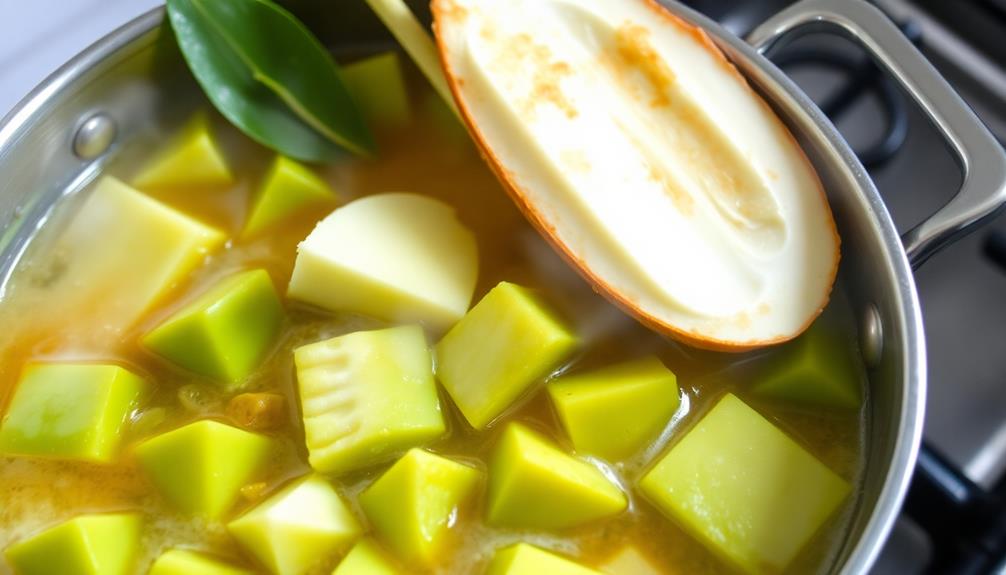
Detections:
[486, 423, 626, 529]
[135, 419, 272, 518]
[0, 363, 148, 463]
[228, 475, 362, 575]
[26, 177, 225, 342]
[134, 111, 233, 189]
[227, 392, 287, 431]
[436, 282, 578, 430]
[638, 394, 850, 574]
[287, 193, 478, 332]
[601, 546, 662, 575]
[149, 549, 253, 575]
[750, 325, 863, 409]
[486, 543, 601, 575]
[243, 156, 336, 238]
[294, 325, 446, 475]
[142, 269, 283, 383]
[4, 513, 141, 575]
[342, 52, 411, 127]
[332, 539, 400, 575]
[548, 356, 679, 460]
[358, 449, 481, 565]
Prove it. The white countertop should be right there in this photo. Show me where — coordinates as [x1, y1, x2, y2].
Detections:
[0, 0, 162, 119]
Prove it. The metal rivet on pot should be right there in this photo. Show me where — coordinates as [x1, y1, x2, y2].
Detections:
[72, 113, 116, 160]
[860, 304, 883, 368]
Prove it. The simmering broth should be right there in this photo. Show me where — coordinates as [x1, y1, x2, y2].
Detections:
[0, 56, 863, 575]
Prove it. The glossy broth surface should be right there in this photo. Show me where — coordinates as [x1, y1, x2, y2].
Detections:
[0, 60, 864, 575]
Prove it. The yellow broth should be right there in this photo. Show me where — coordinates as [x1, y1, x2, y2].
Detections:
[0, 60, 864, 575]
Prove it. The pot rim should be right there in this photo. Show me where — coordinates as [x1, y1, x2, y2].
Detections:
[0, 5, 926, 575]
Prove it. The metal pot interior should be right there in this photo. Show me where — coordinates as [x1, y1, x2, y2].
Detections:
[0, 3, 924, 574]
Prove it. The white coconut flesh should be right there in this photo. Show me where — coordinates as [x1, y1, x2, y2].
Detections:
[433, 0, 840, 348]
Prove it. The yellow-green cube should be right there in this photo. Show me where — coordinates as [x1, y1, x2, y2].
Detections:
[0, 363, 148, 463]
[751, 325, 863, 409]
[487, 423, 626, 529]
[436, 282, 578, 430]
[4, 513, 141, 575]
[358, 449, 480, 565]
[332, 540, 400, 575]
[228, 475, 362, 575]
[600, 545, 662, 575]
[294, 325, 446, 476]
[135, 419, 272, 519]
[548, 356, 679, 461]
[487, 544, 601, 575]
[243, 156, 336, 238]
[142, 269, 284, 383]
[342, 52, 410, 128]
[149, 549, 253, 575]
[134, 111, 233, 189]
[639, 394, 850, 574]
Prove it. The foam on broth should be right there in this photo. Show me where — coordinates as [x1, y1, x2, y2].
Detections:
[0, 58, 864, 574]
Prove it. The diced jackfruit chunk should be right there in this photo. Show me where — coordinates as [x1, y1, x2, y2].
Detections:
[0, 363, 147, 462]
[228, 475, 362, 575]
[142, 269, 283, 383]
[25, 177, 225, 342]
[359, 449, 481, 565]
[243, 156, 336, 238]
[487, 423, 626, 529]
[134, 111, 233, 189]
[436, 282, 578, 430]
[638, 394, 850, 575]
[486, 544, 601, 575]
[601, 546, 663, 575]
[342, 52, 411, 128]
[4, 513, 141, 575]
[294, 325, 445, 476]
[149, 549, 253, 575]
[135, 419, 272, 519]
[288, 193, 478, 332]
[332, 539, 400, 575]
[548, 356, 679, 460]
[751, 324, 863, 409]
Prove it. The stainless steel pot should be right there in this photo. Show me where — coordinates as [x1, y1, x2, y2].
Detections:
[0, 0, 1003, 573]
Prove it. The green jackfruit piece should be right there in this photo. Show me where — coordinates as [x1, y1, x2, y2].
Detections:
[228, 475, 362, 575]
[358, 449, 480, 565]
[28, 177, 226, 342]
[134, 111, 233, 189]
[639, 394, 850, 575]
[134, 420, 272, 518]
[342, 52, 410, 127]
[294, 325, 446, 476]
[548, 356, 679, 461]
[487, 423, 626, 529]
[750, 325, 863, 409]
[0, 363, 148, 463]
[287, 193, 478, 332]
[149, 550, 253, 575]
[487, 544, 601, 575]
[142, 269, 283, 383]
[4, 513, 141, 575]
[243, 157, 336, 238]
[332, 540, 400, 575]
[601, 546, 662, 575]
[436, 282, 578, 430]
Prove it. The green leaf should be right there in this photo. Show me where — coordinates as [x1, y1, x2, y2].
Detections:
[166, 0, 375, 162]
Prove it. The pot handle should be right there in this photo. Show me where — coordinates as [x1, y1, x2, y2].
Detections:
[747, 0, 1006, 269]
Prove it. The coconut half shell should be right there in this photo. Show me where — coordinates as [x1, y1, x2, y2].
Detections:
[432, 0, 840, 351]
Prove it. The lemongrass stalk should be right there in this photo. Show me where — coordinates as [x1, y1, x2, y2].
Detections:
[362, 0, 459, 117]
